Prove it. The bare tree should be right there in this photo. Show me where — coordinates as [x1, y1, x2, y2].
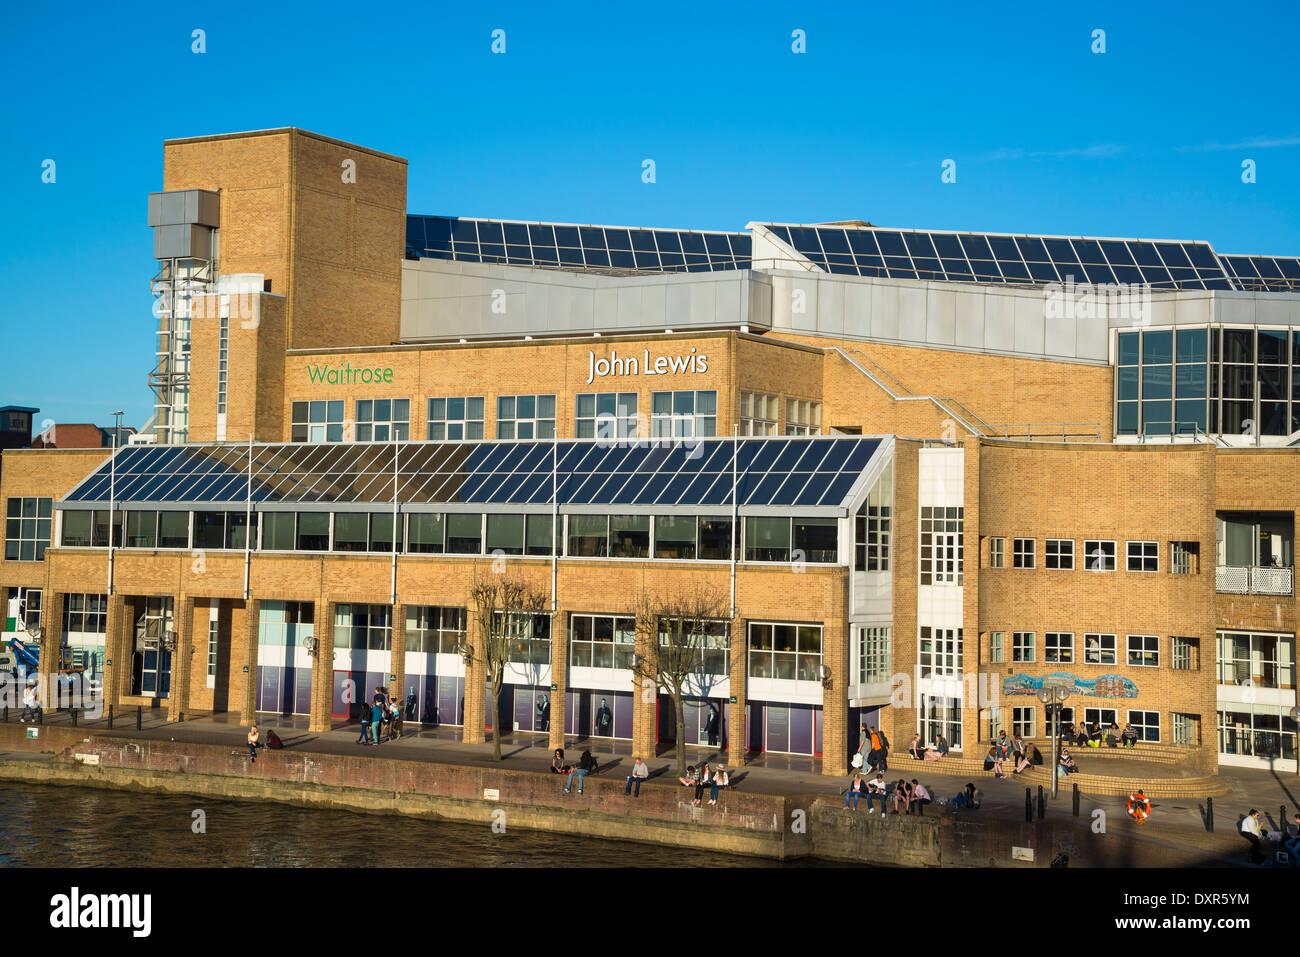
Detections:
[633, 581, 731, 777]
[469, 568, 550, 762]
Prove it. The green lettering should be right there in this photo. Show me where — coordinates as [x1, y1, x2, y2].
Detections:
[307, 365, 325, 384]
[383, 368, 393, 383]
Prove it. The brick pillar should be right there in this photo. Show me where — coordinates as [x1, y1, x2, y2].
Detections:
[548, 609, 568, 751]
[391, 602, 408, 705]
[166, 596, 197, 721]
[103, 593, 130, 712]
[821, 614, 849, 775]
[39, 591, 63, 690]
[462, 611, 486, 744]
[631, 616, 657, 761]
[727, 615, 747, 769]
[239, 598, 260, 725]
[308, 600, 333, 733]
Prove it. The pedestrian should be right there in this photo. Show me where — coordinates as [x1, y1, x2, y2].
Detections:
[892, 778, 912, 815]
[692, 762, 711, 807]
[19, 682, 40, 723]
[864, 772, 888, 814]
[845, 772, 866, 809]
[1240, 809, 1264, 863]
[370, 699, 385, 745]
[705, 703, 721, 748]
[624, 757, 649, 796]
[356, 704, 371, 745]
[247, 725, 259, 761]
[708, 764, 729, 805]
[910, 780, 932, 812]
[853, 723, 870, 774]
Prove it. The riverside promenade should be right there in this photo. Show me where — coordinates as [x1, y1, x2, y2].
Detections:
[0, 706, 1295, 868]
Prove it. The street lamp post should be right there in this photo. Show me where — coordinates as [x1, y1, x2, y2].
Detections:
[1038, 684, 1072, 798]
[108, 411, 124, 596]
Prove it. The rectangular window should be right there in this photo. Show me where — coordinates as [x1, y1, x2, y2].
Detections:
[1216, 631, 1294, 688]
[1083, 540, 1116, 571]
[698, 517, 735, 561]
[856, 626, 891, 684]
[486, 514, 526, 556]
[919, 625, 963, 677]
[748, 621, 821, 681]
[124, 511, 158, 549]
[745, 516, 792, 562]
[1127, 709, 1161, 742]
[569, 613, 636, 670]
[1171, 541, 1199, 574]
[988, 536, 1005, 569]
[291, 400, 344, 443]
[854, 468, 892, 572]
[525, 515, 554, 556]
[296, 512, 329, 551]
[369, 514, 401, 552]
[60, 510, 93, 548]
[1013, 631, 1035, 663]
[1126, 540, 1159, 572]
[1012, 706, 1036, 739]
[1084, 707, 1118, 731]
[651, 390, 717, 438]
[1013, 537, 1035, 569]
[62, 593, 108, 634]
[497, 394, 556, 440]
[793, 517, 838, 563]
[4, 497, 52, 561]
[659, 617, 730, 676]
[498, 611, 551, 667]
[407, 513, 445, 554]
[332, 512, 369, 552]
[575, 392, 637, 439]
[739, 391, 778, 436]
[227, 512, 258, 550]
[193, 512, 225, 550]
[1173, 713, 1198, 746]
[1045, 632, 1074, 664]
[1084, 633, 1117, 665]
[654, 515, 697, 559]
[989, 631, 1004, 664]
[1172, 636, 1198, 671]
[158, 512, 189, 549]
[920, 507, 964, 585]
[567, 515, 608, 557]
[1045, 539, 1074, 570]
[262, 513, 296, 551]
[446, 513, 483, 553]
[355, 398, 411, 442]
[1127, 634, 1160, 667]
[785, 398, 822, 436]
[334, 603, 392, 651]
[610, 515, 650, 558]
[406, 606, 466, 655]
[207, 619, 219, 678]
[427, 397, 484, 441]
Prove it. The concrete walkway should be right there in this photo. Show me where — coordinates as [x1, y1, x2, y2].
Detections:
[10, 706, 1299, 860]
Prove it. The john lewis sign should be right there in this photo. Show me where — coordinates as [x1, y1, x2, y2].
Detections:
[585, 348, 708, 385]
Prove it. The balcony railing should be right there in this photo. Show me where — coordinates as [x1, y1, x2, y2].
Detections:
[1216, 565, 1294, 596]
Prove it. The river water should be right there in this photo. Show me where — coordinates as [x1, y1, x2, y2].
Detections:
[0, 783, 827, 867]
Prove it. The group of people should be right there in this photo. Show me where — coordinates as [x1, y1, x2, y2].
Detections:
[678, 762, 730, 806]
[854, 724, 894, 772]
[357, 687, 402, 745]
[983, 730, 1042, 777]
[844, 771, 933, 814]
[1240, 809, 1300, 865]
[905, 732, 951, 762]
[551, 747, 599, 793]
[1061, 721, 1140, 750]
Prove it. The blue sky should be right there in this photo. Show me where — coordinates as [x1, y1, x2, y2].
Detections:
[1, 0, 1297, 430]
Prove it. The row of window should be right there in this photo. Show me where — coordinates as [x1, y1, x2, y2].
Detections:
[993, 705, 1169, 743]
[290, 391, 725, 444]
[987, 537, 1198, 574]
[59, 509, 843, 564]
[988, 632, 1198, 669]
[738, 391, 825, 436]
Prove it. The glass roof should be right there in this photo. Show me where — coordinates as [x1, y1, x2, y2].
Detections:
[60, 437, 883, 511]
[406, 216, 752, 274]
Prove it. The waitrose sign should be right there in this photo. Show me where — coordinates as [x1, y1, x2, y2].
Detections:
[307, 362, 394, 385]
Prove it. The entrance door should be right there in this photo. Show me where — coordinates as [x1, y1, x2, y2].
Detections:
[766, 705, 790, 752]
[139, 639, 171, 698]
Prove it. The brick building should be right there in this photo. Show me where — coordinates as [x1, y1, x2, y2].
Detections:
[2, 127, 1297, 775]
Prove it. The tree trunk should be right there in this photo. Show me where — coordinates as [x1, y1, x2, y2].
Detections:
[672, 687, 687, 777]
[491, 674, 503, 762]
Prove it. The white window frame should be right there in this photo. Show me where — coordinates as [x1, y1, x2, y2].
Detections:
[989, 537, 1005, 569]
[1045, 631, 1074, 664]
[1012, 706, 1036, 738]
[1084, 633, 1117, 665]
[1126, 540, 1159, 573]
[650, 390, 717, 438]
[576, 392, 638, 439]
[784, 397, 822, 436]
[1127, 634, 1160, 668]
[1045, 538, 1074, 570]
[355, 398, 411, 442]
[739, 391, 779, 436]
[1013, 631, 1035, 663]
[1013, 537, 1035, 569]
[497, 394, 557, 440]
[1127, 709, 1161, 743]
[1083, 540, 1116, 572]
[989, 630, 1004, 664]
[427, 397, 485, 441]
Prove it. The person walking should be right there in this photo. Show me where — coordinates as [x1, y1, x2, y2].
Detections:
[853, 723, 870, 775]
[19, 682, 40, 723]
[356, 704, 372, 745]
[370, 699, 385, 745]
[624, 757, 649, 796]
[247, 725, 259, 762]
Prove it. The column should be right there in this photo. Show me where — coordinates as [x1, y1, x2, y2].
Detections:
[631, 616, 657, 761]
[821, 614, 850, 776]
[308, 600, 333, 733]
[102, 593, 130, 713]
[39, 591, 63, 702]
[548, 608, 569, 752]
[390, 601, 408, 706]
[462, 611, 486, 744]
[239, 598, 260, 725]
[727, 615, 747, 769]
[166, 596, 197, 722]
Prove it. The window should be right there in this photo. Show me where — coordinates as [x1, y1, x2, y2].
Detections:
[498, 612, 551, 667]
[1012, 706, 1036, 739]
[1171, 541, 1199, 574]
[651, 390, 716, 438]
[485, 514, 526, 556]
[569, 614, 636, 669]
[1173, 713, 1198, 746]
[296, 513, 329, 551]
[610, 515, 651, 558]
[1116, 327, 1209, 437]
[988, 631, 1004, 664]
[918, 695, 963, 752]
[1012, 538, 1035, 569]
[525, 515, 554, 556]
[654, 515, 697, 559]
[739, 391, 778, 436]
[13, 588, 42, 631]
[1127, 634, 1160, 667]
[60, 510, 93, 548]
[919, 626, 962, 677]
[62, 593, 107, 633]
[406, 606, 466, 654]
[334, 604, 392, 651]
[988, 537, 1005, 569]
[1083, 540, 1116, 571]
[856, 626, 891, 684]
[497, 394, 556, 440]
[332, 512, 369, 552]
[427, 397, 484, 441]
[207, 618, 219, 678]
[1013, 631, 1035, 663]
[1216, 632, 1294, 688]
[785, 398, 822, 435]
[698, 517, 735, 561]
[1127, 540, 1159, 572]
[1084, 707, 1118, 730]
[1045, 632, 1074, 664]
[745, 517, 790, 562]
[1172, 636, 1199, 671]
[1127, 709, 1161, 742]
[407, 514, 445, 554]
[748, 622, 822, 680]
[920, 507, 963, 585]
[355, 399, 410, 442]
[217, 316, 229, 415]
[445, 514, 483, 553]
[1219, 704, 1299, 760]
[1084, 633, 1117, 665]
[4, 497, 52, 561]
[660, 617, 730, 676]
[262, 513, 296, 551]
[854, 467, 891, 572]
[576, 392, 638, 439]
[1045, 539, 1074, 570]
[291, 400, 344, 442]
[567, 515, 609, 557]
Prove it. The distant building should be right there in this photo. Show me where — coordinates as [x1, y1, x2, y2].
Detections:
[0, 407, 38, 451]
[32, 424, 136, 449]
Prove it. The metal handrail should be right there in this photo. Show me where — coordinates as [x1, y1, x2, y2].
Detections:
[987, 422, 1103, 441]
[827, 347, 987, 438]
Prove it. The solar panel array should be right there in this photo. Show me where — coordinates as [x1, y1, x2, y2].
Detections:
[1220, 255, 1300, 292]
[61, 437, 881, 511]
[406, 216, 752, 273]
[761, 225, 1240, 290]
